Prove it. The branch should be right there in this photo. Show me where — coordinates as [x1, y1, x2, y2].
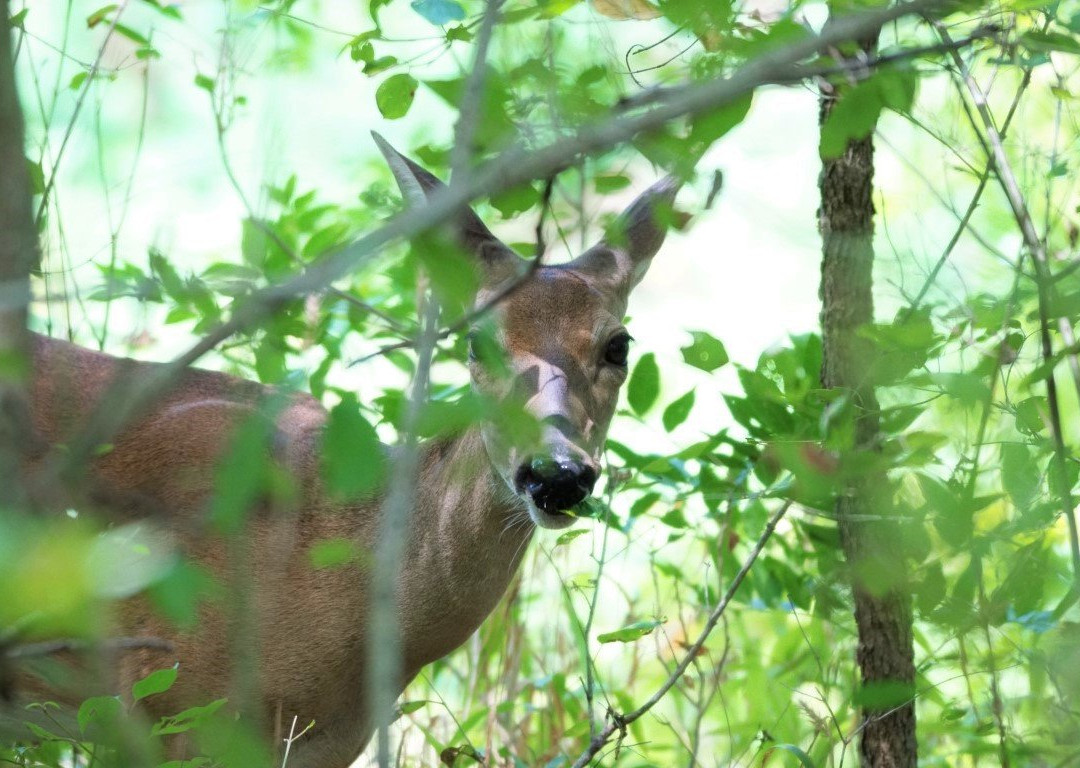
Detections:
[369, 4, 503, 765]
[935, 22, 1080, 592]
[570, 500, 792, 768]
[5, 636, 174, 659]
[42, 0, 955, 486]
[900, 44, 1033, 315]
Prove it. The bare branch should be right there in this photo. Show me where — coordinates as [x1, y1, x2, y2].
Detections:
[5, 636, 174, 659]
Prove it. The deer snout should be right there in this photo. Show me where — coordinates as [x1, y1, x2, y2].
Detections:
[514, 456, 598, 513]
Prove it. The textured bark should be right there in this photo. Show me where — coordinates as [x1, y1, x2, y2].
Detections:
[817, 24, 917, 768]
[0, 0, 37, 509]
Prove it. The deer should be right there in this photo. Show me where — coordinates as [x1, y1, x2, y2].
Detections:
[19, 136, 680, 767]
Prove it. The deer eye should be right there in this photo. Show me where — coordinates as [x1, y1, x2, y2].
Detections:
[604, 332, 632, 367]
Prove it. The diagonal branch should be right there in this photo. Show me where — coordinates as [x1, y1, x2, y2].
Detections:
[41, 0, 956, 489]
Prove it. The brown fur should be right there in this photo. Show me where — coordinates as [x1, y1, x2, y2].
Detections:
[23, 332, 537, 765]
[13, 145, 677, 766]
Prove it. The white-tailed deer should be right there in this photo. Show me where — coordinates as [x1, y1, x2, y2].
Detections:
[21, 137, 678, 767]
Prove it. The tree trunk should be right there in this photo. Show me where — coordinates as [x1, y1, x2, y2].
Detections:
[817, 22, 917, 768]
[0, 0, 38, 509]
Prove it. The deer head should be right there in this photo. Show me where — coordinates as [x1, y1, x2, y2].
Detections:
[374, 134, 678, 529]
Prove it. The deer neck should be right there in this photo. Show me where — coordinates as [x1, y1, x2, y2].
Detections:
[393, 427, 534, 672]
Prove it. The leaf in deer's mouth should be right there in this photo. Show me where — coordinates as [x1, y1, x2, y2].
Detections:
[568, 497, 608, 519]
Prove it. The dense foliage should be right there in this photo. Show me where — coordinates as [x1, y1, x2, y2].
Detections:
[5, 0, 1080, 765]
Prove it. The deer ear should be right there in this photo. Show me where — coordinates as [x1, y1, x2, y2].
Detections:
[371, 132, 520, 284]
[570, 176, 681, 291]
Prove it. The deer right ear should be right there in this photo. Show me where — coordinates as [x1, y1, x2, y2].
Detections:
[372, 132, 521, 285]
[569, 175, 681, 293]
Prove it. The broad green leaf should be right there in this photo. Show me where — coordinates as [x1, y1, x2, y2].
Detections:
[820, 70, 917, 159]
[322, 393, 385, 499]
[210, 402, 283, 534]
[398, 700, 429, 715]
[662, 389, 695, 432]
[376, 73, 418, 120]
[25, 157, 44, 194]
[627, 352, 660, 415]
[411, 0, 465, 25]
[1002, 442, 1039, 510]
[148, 559, 217, 630]
[681, 331, 728, 372]
[132, 665, 179, 702]
[689, 91, 753, 150]
[1020, 29, 1080, 55]
[78, 695, 122, 734]
[595, 174, 630, 193]
[597, 618, 664, 643]
[918, 474, 971, 547]
[915, 562, 946, 614]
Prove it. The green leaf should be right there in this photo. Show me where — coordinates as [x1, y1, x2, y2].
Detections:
[919, 474, 972, 547]
[767, 744, 816, 768]
[376, 73, 418, 119]
[689, 91, 753, 150]
[322, 393, 385, 499]
[569, 496, 609, 519]
[309, 538, 363, 569]
[152, 699, 227, 736]
[78, 696, 122, 734]
[680, 331, 728, 372]
[555, 528, 589, 546]
[662, 389, 695, 432]
[194, 73, 215, 93]
[1020, 29, 1080, 55]
[411, 0, 465, 24]
[595, 174, 631, 193]
[820, 70, 917, 159]
[86, 4, 118, 27]
[25, 157, 44, 195]
[147, 559, 216, 630]
[446, 24, 472, 42]
[132, 665, 179, 702]
[1002, 443, 1039, 510]
[597, 618, 664, 643]
[254, 340, 287, 384]
[398, 700, 429, 715]
[627, 352, 660, 415]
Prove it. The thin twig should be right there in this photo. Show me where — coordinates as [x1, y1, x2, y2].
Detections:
[570, 500, 793, 768]
[901, 53, 1033, 315]
[34, 0, 131, 231]
[936, 23, 1080, 594]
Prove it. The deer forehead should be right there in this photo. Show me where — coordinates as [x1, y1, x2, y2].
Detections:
[490, 268, 627, 355]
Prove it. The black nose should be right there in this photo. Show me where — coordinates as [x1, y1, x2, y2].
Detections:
[514, 457, 598, 513]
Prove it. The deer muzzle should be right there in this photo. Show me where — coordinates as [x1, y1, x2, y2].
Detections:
[514, 456, 598, 513]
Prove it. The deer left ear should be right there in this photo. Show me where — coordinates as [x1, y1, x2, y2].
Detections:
[371, 132, 521, 285]
[570, 176, 681, 291]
